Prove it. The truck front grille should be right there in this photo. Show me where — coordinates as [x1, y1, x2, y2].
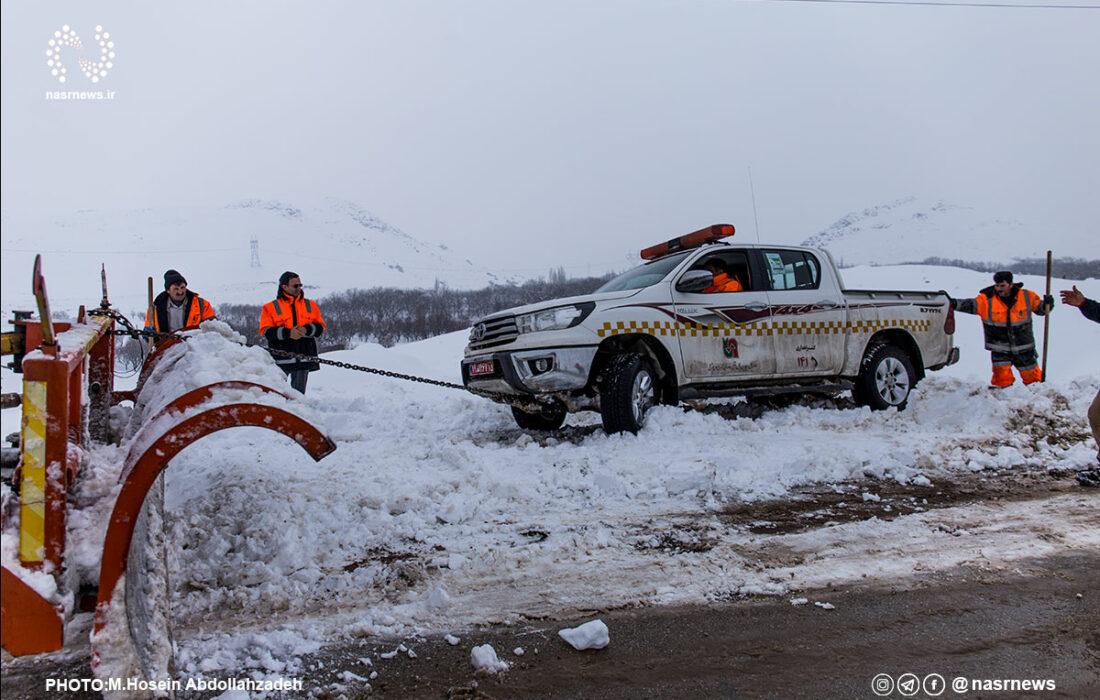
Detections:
[468, 315, 518, 350]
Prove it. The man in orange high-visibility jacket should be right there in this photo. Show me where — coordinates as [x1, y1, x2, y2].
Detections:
[952, 270, 1053, 387]
[702, 260, 744, 293]
[259, 271, 326, 394]
[148, 269, 216, 335]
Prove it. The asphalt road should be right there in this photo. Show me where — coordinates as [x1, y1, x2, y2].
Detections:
[284, 551, 1099, 699]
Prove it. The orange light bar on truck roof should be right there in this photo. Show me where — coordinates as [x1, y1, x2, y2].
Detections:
[639, 224, 735, 260]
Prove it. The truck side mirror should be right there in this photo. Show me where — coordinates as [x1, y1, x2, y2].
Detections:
[676, 269, 713, 293]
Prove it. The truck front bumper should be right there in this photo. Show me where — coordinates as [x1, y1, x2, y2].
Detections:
[461, 346, 599, 395]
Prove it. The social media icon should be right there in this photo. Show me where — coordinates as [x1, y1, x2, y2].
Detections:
[924, 673, 946, 696]
[897, 673, 920, 697]
[952, 677, 969, 693]
[871, 673, 894, 697]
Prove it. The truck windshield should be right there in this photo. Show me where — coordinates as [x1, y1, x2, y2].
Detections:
[595, 251, 692, 293]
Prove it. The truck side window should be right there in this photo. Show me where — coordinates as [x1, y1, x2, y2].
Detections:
[692, 251, 751, 292]
[763, 250, 820, 291]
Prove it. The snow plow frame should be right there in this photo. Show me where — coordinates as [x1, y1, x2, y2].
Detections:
[1, 257, 117, 656]
[14, 311, 116, 570]
[3, 256, 338, 671]
[92, 399, 335, 671]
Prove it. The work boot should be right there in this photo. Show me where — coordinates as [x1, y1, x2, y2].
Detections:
[1076, 469, 1100, 488]
[1019, 366, 1042, 385]
[990, 365, 1014, 387]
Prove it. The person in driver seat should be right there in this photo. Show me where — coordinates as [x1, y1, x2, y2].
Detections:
[701, 260, 743, 293]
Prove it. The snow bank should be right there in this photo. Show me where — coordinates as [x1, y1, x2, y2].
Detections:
[146, 300, 1097, 680]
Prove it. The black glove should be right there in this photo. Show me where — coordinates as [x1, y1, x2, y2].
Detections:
[1043, 294, 1055, 309]
[948, 296, 958, 310]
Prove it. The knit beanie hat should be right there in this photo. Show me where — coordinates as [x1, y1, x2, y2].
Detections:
[164, 269, 187, 290]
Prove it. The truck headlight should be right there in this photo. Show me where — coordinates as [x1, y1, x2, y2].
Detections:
[516, 303, 594, 334]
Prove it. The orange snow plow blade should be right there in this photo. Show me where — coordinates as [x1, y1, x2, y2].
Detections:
[1, 565, 64, 655]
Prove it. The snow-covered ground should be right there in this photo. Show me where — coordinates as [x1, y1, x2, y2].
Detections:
[1, 265, 1098, 691]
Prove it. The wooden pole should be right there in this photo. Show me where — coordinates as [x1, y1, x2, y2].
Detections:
[1041, 250, 1052, 382]
[100, 264, 109, 308]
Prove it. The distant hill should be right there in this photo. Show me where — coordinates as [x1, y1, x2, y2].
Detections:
[0, 198, 523, 316]
[4, 195, 1096, 322]
[801, 197, 1097, 268]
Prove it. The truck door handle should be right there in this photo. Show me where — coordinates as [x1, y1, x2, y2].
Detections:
[815, 300, 840, 310]
[744, 302, 769, 312]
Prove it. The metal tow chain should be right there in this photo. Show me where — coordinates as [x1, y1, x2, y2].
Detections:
[91, 307, 495, 396]
[89, 306, 147, 340]
[264, 347, 470, 391]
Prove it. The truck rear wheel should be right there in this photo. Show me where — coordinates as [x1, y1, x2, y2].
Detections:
[511, 402, 567, 431]
[855, 344, 914, 410]
[600, 353, 657, 434]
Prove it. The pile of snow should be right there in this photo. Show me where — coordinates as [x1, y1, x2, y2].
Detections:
[558, 620, 610, 651]
[470, 644, 509, 674]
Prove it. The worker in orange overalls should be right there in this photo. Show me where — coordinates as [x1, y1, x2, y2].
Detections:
[952, 270, 1053, 387]
[259, 271, 326, 394]
[149, 269, 216, 334]
[702, 260, 744, 293]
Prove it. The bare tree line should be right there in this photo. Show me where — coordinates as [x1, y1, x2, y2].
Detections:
[216, 273, 615, 349]
[892, 257, 1099, 279]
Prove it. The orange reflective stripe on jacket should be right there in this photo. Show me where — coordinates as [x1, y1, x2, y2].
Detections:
[259, 295, 326, 335]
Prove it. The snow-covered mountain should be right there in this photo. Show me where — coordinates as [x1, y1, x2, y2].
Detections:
[801, 197, 1096, 268]
[0, 198, 523, 317]
[3, 196, 1097, 323]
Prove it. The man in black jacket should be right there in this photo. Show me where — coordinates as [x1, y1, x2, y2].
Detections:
[1060, 285, 1100, 487]
[148, 269, 216, 335]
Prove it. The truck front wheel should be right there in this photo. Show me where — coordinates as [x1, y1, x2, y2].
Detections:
[855, 344, 914, 410]
[511, 402, 567, 431]
[600, 353, 657, 434]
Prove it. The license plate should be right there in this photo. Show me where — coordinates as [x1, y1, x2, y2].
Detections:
[469, 360, 495, 376]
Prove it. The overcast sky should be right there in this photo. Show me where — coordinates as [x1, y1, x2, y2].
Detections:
[2, 0, 1098, 272]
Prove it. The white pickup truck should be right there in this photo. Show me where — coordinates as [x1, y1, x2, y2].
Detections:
[462, 225, 959, 433]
